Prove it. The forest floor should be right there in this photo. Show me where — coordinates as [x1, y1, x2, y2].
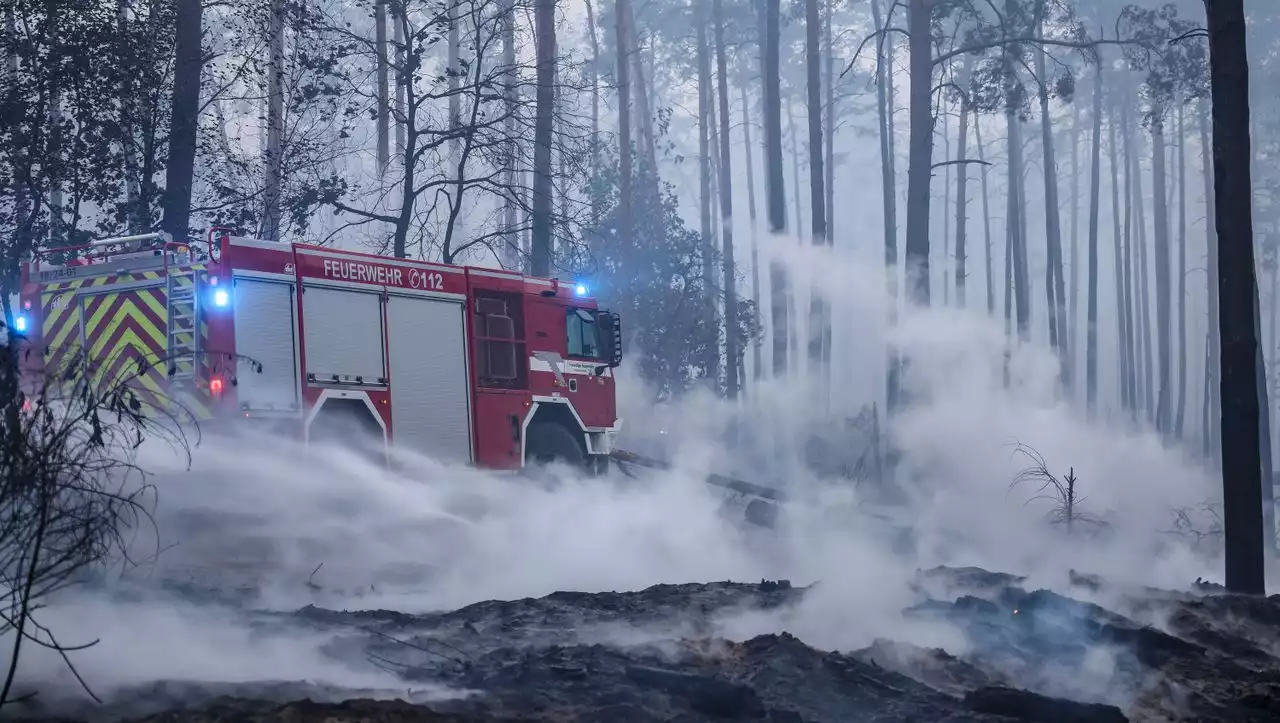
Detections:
[11, 565, 1280, 723]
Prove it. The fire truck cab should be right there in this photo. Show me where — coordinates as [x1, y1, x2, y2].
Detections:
[17, 228, 624, 471]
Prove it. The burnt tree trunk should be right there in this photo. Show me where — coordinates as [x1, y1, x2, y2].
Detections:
[824, 0, 834, 244]
[622, 0, 656, 173]
[975, 105, 994, 315]
[1070, 76, 1082, 379]
[713, 0, 739, 398]
[1119, 93, 1138, 417]
[872, 0, 901, 411]
[1086, 61, 1102, 414]
[616, 0, 633, 300]
[1132, 116, 1155, 424]
[697, 12, 718, 387]
[741, 82, 763, 382]
[161, 0, 203, 240]
[1206, 0, 1265, 594]
[763, 0, 789, 375]
[943, 111, 952, 306]
[1006, 80, 1030, 340]
[1175, 99, 1188, 438]
[375, 0, 389, 175]
[263, 0, 284, 241]
[954, 84, 970, 308]
[787, 95, 804, 237]
[504, 0, 521, 268]
[903, 0, 933, 305]
[529, 0, 556, 277]
[1153, 104, 1173, 438]
[1035, 32, 1069, 387]
[585, 0, 600, 227]
[1199, 98, 1222, 464]
[1108, 88, 1131, 413]
[806, 0, 830, 374]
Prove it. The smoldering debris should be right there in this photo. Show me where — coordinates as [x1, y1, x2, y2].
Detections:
[12, 568, 1280, 723]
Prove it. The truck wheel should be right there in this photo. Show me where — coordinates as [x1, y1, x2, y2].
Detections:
[744, 499, 778, 528]
[525, 421, 586, 469]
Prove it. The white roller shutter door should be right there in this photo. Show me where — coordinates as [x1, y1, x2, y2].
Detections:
[302, 284, 386, 384]
[233, 278, 300, 411]
[386, 293, 472, 463]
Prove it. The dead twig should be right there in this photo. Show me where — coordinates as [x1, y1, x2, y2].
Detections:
[1006, 441, 1107, 535]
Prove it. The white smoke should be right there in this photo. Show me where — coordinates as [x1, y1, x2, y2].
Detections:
[3, 241, 1230, 708]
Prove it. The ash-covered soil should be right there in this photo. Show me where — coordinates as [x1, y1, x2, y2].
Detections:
[13, 567, 1280, 723]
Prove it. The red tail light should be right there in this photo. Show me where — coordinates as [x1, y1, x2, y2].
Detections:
[210, 377, 224, 396]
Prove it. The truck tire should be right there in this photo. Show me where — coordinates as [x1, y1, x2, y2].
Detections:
[744, 499, 778, 528]
[525, 421, 586, 469]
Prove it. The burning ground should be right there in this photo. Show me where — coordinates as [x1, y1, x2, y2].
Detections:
[11, 564, 1280, 723]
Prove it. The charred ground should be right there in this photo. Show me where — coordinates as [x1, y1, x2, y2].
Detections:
[12, 566, 1280, 723]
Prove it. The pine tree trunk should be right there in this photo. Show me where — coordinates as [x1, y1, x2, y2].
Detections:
[621, 0, 656, 173]
[375, 0, 389, 175]
[942, 111, 951, 306]
[116, 0, 142, 231]
[1070, 79, 1082, 379]
[1007, 103, 1030, 341]
[1131, 115, 1155, 423]
[585, 0, 600, 227]
[763, 0, 789, 376]
[615, 0, 633, 300]
[394, 12, 405, 155]
[975, 108, 994, 315]
[1152, 105, 1173, 438]
[1086, 62, 1102, 414]
[697, 12, 719, 387]
[824, 0, 835, 244]
[161, 0, 203, 240]
[741, 82, 763, 382]
[1005, 169, 1014, 337]
[1121, 81, 1144, 418]
[448, 1, 461, 165]
[709, 95, 722, 249]
[529, 0, 556, 277]
[1108, 87, 1133, 413]
[1123, 90, 1140, 415]
[903, 0, 934, 305]
[504, 0, 522, 268]
[263, 0, 284, 241]
[1175, 99, 1189, 437]
[954, 88, 970, 308]
[1035, 34, 1069, 386]
[806, 0, 830, 375]
[1208, 0, 1265, 595]
[1199, 98, 1222, 464]
[714, 0, 739, 398]
[787, 96, 804, 236]
[871, 0, 901, 410]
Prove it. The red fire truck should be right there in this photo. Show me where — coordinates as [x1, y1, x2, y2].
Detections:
[17, 228, 624, 471]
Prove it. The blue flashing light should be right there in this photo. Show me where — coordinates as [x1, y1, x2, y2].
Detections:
[13, 315, 27, 333]
[212, 289, 230, 308]
[574, 283, 588, 297]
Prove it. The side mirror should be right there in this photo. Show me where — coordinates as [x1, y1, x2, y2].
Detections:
[596, 309, 623, 368]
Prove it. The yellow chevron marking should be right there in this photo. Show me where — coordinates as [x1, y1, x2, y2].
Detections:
[90, 328, 166, 392]
[83, 298, 113, 339]
[85, 299, 166, 360]
[42, 293, 80, 350]
[138, 288, 167, 321]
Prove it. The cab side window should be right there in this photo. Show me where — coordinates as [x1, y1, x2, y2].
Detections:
[566, 308, 600, 359]
[475, 294, 526, 388]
